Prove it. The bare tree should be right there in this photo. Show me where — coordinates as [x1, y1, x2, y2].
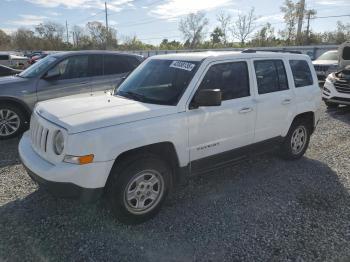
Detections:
[35, 21, 65, 49]
[280, 0, 297, 44]
[230, 8, 257, 46]
[86, 21, 108, 48]
[71, 25, 84, 47]
[179, 12, 209, 49]
[217, 12, 232, 45]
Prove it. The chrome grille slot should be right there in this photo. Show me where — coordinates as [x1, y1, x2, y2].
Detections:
[30, 115, 50, 153]
[334, 78, 350, 94]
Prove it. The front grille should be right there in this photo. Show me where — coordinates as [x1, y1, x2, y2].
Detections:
[334, 78, 350, 94]
[30, 116, 49, 153]
[314, 65, 330, 72]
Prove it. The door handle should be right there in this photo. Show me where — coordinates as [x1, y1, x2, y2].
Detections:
[282, 98, 292, 105]
[239, 107, 253, 114]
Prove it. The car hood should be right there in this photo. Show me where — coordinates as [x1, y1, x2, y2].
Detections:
[36, 93, 178, 134]
[312, 60, 338, 66]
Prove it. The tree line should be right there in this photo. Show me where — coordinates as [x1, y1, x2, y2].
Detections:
[0, 0, 349, 51]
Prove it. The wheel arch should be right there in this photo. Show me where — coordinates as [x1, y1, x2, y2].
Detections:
[0, 96, 32, 122]
[106, 142, 181, 188]
[291, 111, 315, 133]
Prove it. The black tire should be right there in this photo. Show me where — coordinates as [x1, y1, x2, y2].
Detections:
[0, 103, 27, 140]
[106, 154, 172, 224]
[325, 101, 338, 108]
[280, 119, 311, 160]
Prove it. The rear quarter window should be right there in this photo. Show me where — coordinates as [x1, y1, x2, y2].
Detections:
[289, 60, 313, 87]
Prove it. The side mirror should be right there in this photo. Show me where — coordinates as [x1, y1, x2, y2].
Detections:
[44, 67, 60, 80]
[192, 89, 222, 108]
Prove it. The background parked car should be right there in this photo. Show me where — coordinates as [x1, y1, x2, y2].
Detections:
[0, 64, 22, 77]
[0, 53, 28, 69]
[28, 53, 48, 65]
[313, 50, 338, 86]
[0, 50, 144, 139]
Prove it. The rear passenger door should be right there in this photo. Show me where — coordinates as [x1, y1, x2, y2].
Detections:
[252, 59, 296, 142]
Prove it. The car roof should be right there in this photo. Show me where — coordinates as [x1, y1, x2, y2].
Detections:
[51, 50, 143, 59]
[151, 51, 311, 62]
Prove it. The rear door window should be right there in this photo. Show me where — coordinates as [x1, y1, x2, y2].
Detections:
[103, 55, 133, 75]
[289, 60, 313, 87]
[254, 60, 289, 94]
[88, 55, 103, 77]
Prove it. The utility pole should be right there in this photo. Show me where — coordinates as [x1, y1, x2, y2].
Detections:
[105, 1, 109, 49]
[305, 11, 311, 45]
[65, 20, 69, 44]
[296, 0, 305, 45]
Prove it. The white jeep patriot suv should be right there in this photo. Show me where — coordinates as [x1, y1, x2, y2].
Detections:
[19, 51, 321, 224]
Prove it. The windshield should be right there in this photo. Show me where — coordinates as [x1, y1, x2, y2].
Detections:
[116, 59, 200, 105]
[317, 51, 338, 61]
[19, 55, 57, 78]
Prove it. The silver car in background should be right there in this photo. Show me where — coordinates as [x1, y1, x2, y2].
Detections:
[313, 50, 338, 86]
[0, 50, 144, 139]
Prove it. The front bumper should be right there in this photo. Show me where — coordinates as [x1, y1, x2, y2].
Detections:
[19, 132, 114, 201]
[322, 80, 350, 106]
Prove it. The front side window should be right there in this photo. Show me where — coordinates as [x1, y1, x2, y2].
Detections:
[116, 59, 200, 105]
[254, 60, 289, 94]
[52, 55, 89, 80]
[289, 60, 313, 87]
[198, 62, 250, 101]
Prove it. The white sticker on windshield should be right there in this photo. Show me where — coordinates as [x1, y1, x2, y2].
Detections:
[170, 61, 196, 71]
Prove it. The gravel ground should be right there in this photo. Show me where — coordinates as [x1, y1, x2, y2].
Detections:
[1, 104, 350, 262]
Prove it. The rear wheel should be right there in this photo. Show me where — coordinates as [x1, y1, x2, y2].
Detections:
[280, 120, 311, 160]
[106, 154, 172, 224]
[0, 104, 27, 140]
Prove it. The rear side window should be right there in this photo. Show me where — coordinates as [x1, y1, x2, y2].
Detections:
[289, 60, 313, 87]
[254, 60, 289, 94]
[103, 55, 134, 75]
[198, 61, 250, 101]
[88, 55, 103, 77]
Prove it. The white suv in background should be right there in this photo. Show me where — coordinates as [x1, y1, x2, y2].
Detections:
[19, 51, 321, 224]
[322, 41, 350, 107]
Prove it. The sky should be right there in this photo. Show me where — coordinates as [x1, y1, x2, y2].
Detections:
[0, 0, 350, 45]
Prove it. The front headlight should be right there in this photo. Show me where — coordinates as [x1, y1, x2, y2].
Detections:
[53, 130, 64, 155]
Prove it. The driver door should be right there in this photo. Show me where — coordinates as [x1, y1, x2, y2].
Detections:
[187, 60, 256, 172]
[36, 55, 91, 102]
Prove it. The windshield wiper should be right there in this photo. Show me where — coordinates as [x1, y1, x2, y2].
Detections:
[15, 74, 25, 78]
[119, 91, 148, 102]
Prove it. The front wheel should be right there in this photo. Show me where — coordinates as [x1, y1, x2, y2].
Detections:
[280, 120, 311, 160]
[0, 104, 27, 140]
[106, 154, 172, 224]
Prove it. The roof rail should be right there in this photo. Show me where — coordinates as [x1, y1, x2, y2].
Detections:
[242, 49, 302, 54]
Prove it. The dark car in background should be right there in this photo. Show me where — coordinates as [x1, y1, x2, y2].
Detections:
[0, 50, 144, 139]
[0, 64, 22, 77]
